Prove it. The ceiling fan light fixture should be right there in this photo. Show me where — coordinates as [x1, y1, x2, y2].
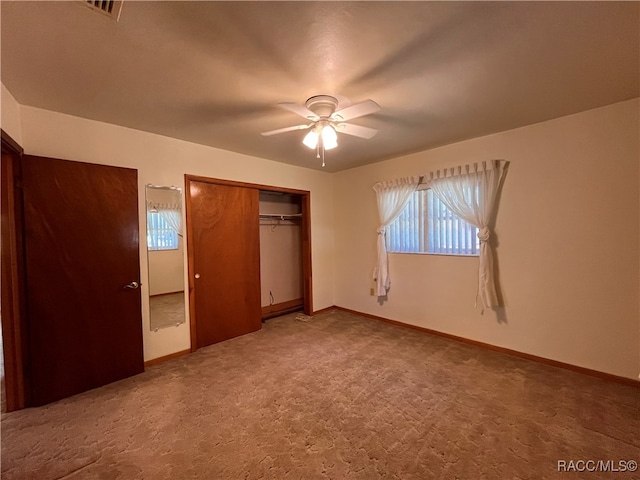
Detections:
[302, 130, 318, 149]
[321, 125, 338, 150]
[263, 95, 380, 166]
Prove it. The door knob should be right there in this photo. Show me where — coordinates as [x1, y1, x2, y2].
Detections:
[124, 281, 140, 290]
[195, 274, 200, 279]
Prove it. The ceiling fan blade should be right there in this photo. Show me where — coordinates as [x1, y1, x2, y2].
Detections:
[331, 100, 380, 122]
[335, 123, 378, 139]
[278, 103, 319, 120]
[261, 124, 311, 136]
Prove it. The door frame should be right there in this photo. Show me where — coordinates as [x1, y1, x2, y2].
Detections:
[184, 175, 312, 352]
[1, 129, 29, 411]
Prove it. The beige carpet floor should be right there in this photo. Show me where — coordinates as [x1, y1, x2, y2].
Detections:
[1, 309, 638, 479]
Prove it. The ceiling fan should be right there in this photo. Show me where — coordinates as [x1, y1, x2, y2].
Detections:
[261, 95, 380, 166]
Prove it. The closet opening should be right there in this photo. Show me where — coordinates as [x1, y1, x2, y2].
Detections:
[259, 191, 305, 320]
[185, 175, 312, 351]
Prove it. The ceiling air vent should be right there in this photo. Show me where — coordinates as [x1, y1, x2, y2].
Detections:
[83, 0, 123, 21]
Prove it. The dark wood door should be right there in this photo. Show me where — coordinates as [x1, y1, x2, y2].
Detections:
[187, 180, 261, 348]
[1, 132, 28, 411]
[22, 155, 144, 406]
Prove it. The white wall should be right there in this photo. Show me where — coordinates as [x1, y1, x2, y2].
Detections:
[1, 83, 23, 145]
[333, 99, 639, 380]
[19, 105, 335, 361]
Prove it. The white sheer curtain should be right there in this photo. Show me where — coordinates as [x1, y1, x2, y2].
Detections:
[372, 176, 421, 296]
[425, 160, 507, 309]
[157, 206, 183, 237]
[147, 189, 183, 236]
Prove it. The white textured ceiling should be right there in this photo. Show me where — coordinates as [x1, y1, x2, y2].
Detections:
[1, 1, 638, 172]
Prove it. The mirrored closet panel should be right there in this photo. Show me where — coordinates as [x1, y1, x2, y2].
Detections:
[146, 184, 186, 331]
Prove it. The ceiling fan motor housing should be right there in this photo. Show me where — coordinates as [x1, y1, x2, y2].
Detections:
[305, 95, 339, 119]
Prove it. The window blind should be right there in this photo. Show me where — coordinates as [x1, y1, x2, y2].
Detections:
[386, 189, 479, 255]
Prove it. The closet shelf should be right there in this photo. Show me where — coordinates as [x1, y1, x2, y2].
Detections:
[259, 213, 303, 220]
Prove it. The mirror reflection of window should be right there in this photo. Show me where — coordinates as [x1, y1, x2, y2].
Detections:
[147, 210, 179, 251]
[145, 185, 186, 331]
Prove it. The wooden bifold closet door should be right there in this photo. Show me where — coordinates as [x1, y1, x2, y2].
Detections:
[186, 179, 262, 349]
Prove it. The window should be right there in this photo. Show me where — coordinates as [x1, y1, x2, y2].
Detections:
[386, 189, 479, 255]
[147, 211, 179, 250]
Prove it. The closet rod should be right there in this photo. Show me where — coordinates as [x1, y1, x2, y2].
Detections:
[259, 213, 303, 220]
